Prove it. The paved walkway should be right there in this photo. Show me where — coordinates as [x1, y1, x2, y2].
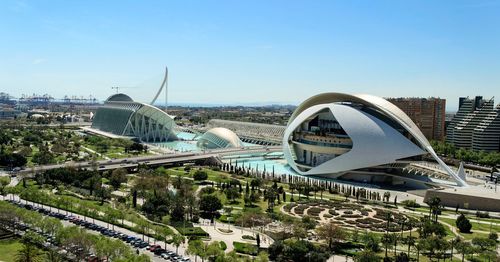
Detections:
[196, 219, 273, 251]
[80, 146, 110, 160]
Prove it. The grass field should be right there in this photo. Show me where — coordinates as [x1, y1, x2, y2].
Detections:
[0, 238, 22, 262]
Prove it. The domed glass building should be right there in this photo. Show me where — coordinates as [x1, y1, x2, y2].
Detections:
[283, 93, 467, 187]
[197, 127, 244, 149]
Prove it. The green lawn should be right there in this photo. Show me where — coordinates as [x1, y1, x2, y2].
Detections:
[440, 217, 500, 233]
[0, 238, 23, 262]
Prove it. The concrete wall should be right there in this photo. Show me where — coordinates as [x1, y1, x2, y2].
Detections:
[424, 189, 500, 212]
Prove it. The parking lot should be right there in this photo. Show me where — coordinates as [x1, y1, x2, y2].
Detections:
[4, 195, 196, 262]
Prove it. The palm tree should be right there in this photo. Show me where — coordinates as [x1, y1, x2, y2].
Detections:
[450, 236, 461, 261]
[289, 184, 296, 201]
[172, 234, 186, 254]
[15, 243, 44, 262]
[381, 233, 392, 258]
[426, 196, 441, 222]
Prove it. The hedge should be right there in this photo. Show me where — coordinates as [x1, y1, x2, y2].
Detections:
[233, 241, 259, 256]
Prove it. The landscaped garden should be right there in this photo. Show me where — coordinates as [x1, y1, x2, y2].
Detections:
[283, 199, 416, 232]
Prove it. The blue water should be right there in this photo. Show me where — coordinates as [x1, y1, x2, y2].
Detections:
[224, 156, 292, 175]
[154, 141, 201, 152]
[223, 156, 380, 188]
[176, 131, 197, 141]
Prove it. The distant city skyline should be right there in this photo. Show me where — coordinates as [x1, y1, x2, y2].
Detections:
[1, 0, 499, 111]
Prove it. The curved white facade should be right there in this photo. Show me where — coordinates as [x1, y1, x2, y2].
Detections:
[197, 127, 243, 149]
[283, 93, 468, 187]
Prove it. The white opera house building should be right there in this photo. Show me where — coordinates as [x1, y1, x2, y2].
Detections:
[283, 93, 468, 188]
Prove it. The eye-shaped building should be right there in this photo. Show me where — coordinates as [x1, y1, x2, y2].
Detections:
[197, 127, 244, 149]
[283, 93, 467, 187]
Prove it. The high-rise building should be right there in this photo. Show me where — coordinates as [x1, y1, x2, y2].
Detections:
[386, 97, 446, 141]
[446, 96, 500, 152]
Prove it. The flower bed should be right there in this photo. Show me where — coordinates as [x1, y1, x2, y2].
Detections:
[284, 203, 296, 212]
[293, 205, 308, 215]
[328, 209, 339, 216]
[307, 207, 323, 217]
[341, 214, 362, 219]
[242, 235, 256, 240]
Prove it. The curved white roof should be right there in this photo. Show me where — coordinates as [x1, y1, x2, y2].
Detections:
[197, 127, 243, 149]
[284, 92, 468, 187]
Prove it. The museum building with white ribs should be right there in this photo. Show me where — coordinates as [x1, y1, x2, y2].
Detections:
[283, 93, 468, 187]
[91, 93, 178, 142]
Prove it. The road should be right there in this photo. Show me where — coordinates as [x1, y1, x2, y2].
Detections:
[15, 146, 282, 175]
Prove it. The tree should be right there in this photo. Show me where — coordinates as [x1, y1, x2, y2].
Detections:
[292, 221, 307, 240]
[488, 231, 498, 241]
[0, 177, 9, 200]
[472, 237, 496, 253]
[381, 233, 394, 259]
[15, 243, 44, 262]
[95, 186, 111, 205]
[456, 213, 472, 233]
[455, 241, 473, 262]
[383, 191, 391, 203]
[157, 225, 171, 250]
[395, 252, 409, 262]
[205, 241, 223, 261]
[354, 250, 381, 262]
[199, 194, 222, 222]
[172, 234, 185, 254]
[301, 216, 317, 230]
[315, 220, 347, 250]
[109, 168, 128, 190]
[256, 233, 261, 249]
[426, 196, 441, 222]
[193, 170, 208, 181]
[420, 236, 449, 261]
[361, 232, 380, 252]
[16, 232, 45, 262]
[225, 187, 240, 203]
[187, 239, 205, 262]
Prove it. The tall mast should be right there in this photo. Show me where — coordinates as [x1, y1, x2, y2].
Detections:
[151, 66, 168, 112]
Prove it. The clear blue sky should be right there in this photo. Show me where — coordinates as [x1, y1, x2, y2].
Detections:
[1, 0, 499, 110]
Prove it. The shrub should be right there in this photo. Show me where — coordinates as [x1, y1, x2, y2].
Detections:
[307, 207, 323, 217]
[401, 199, 421, 208]
[220, 241, 227, 250]
[488, 232, 498, 241]
[233, 241, 259, 256]
[218, 228, 233, 234]
[176, 227, 209, 237]
[456, 213, 472, 233]
[193, 170, 208, 181]
[328, 209, 339, 216]
[199, 187, 215, 195]
[242, 235, 256, 240]
[476, 211, 490, 218]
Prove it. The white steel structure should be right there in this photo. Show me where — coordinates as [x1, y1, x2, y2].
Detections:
[91, 93, 177, 142]
[207, 119, 285, 145]
[197, 127, 244, 149]
[283, 93, 468, 187]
